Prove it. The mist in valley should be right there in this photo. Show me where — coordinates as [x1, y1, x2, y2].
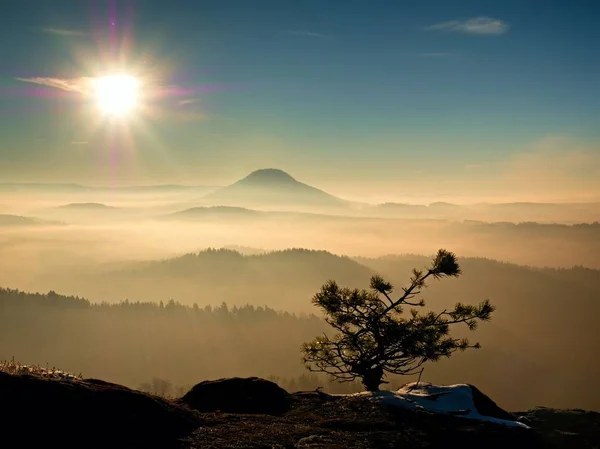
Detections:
[1, 172, 599, 412]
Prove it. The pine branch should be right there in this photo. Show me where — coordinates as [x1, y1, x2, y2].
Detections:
[301, 249, 494, 392]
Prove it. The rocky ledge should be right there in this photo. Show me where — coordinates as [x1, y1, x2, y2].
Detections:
[0, 371, 200, 448]
[1, 373, 598, 449]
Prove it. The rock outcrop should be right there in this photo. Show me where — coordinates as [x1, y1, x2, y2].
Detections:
[0, 372, 201, 448]
[2, 372, 599, 449]
[469, 384, 516, 421]
[179, 376, 291, 415]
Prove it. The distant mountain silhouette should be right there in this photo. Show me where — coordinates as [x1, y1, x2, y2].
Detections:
[239, 169, 298, 185]
[428, 201, 459, 209]
[165, 205, 353, 222]
[166, 206, 262, 220]
[57, 203, 118, 210]
[0, 214, 62, 227]
[0, 183, 91, 193]
[109, 185, 218, 194]
[0, 183, 217, 195]
[373, 201, 600, 223]
[377, 203, 429, 211]
[202, 169, 347, 208]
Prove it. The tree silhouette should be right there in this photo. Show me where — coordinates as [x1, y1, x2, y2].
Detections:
[301, 249, 495, 391]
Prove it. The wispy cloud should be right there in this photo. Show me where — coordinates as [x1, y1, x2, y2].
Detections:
[433, 137, 600, 202]
[15, 77, 92, 94]
[42, 27, 87, 37]
[459, 137, 600, 200]
[503, 137, 600, 179]
[425, 17, 509, 35]
[496, 137, 600, 199]
[287, 30, 325, 37]
[177, 98, 201, 106]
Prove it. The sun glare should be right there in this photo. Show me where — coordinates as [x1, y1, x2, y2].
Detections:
[92, 75, 140, 117]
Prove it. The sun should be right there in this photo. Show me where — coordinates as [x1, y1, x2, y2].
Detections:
[92, 74, 140, 117]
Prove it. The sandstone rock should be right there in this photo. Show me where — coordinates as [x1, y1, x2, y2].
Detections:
[179, 376, 291, 415]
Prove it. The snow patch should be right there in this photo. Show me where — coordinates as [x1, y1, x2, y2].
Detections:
[351, 382, 530, 429]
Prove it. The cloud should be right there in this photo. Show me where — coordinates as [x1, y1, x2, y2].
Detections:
[449, 137, 600, 201]
[42, 27, 87, 37]
[15, 76, 92, 94]
[502, 137, 600, 180]
[177, 98, 201, 106]
[288, 30, 325, 37]
[482, 137, 600, 200]
[425, 17, 509, 35]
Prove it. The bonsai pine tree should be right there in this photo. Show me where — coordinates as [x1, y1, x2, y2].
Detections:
[301, 249, 495, 392]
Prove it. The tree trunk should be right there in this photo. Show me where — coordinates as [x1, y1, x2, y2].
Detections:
[362, 366, 384, 392]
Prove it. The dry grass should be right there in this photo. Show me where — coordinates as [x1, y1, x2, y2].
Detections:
[0, 357, 82, 380]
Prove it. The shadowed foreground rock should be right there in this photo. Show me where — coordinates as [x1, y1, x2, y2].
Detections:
[183, 391, 543, 449]
[515, 407, 600, 448]
[182, 390, 600, 449]
[468, 384, 516, 420]
[2, 372, 598, 449]
[0, 372, 200, 449]
[179, 377, 291, 415]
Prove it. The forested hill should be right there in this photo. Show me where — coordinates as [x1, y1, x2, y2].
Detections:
[89, 249, 599, 314]
[0, 288, 90, 308]
[0, 286, 331, 396]
[64, 248, 373, 310]
[1, 250, 600, 412]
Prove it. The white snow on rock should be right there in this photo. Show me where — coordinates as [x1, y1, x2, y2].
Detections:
[351, 382, 530, 429]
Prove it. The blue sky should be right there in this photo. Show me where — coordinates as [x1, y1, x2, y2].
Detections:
[1, 0, 599, 201]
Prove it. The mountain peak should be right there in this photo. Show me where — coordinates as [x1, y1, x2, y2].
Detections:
[203, 168, 347, 208]
[239, 169, 297, 185]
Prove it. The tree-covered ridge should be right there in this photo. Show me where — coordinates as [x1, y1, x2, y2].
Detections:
[136, 247, 600, 278]
[0, 288, 91, 308]
[142, 248, 361, 272]
[20, 247, 598, 312]
[0, 287, 318, 322]
[103, 248, 371, 307]
[1, 248, 599, 411]
[0, 286, 329, 395]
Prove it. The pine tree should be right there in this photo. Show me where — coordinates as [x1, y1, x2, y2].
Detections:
[301, 249, 495, 391]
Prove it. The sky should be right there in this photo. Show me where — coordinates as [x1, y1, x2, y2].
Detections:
[1, 0, 599, 202]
